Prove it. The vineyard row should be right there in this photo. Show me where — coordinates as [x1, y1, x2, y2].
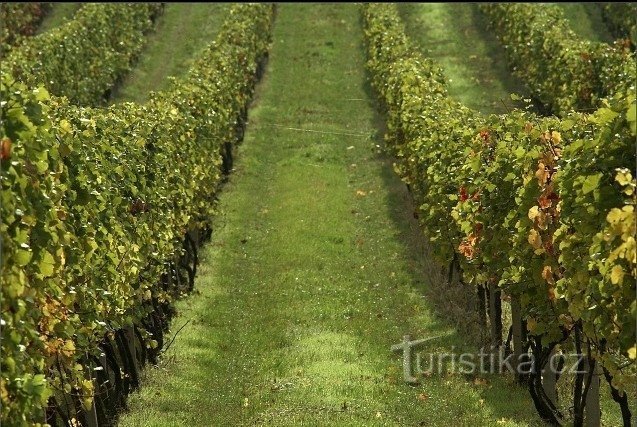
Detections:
[3, 3, 163, 106]
[363, 3, 635, 425]
[1, 4, 274, 425]
[482, 3, 636, 116]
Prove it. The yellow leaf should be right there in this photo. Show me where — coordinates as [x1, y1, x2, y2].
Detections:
[528, 206, 547, 229]
[610, 265, 624, 285]
[62, 340, 75, 352]
[551, 131, 561, 144]
[60, 340, 75, 358]
[615, 169, 633, 186]
[0, 379, 8, 401]
[528, 229, 542, 250]
[528, 206, 540, 221]
[606, 208, 623, 224]
[628, 346, 637, 360]
[59, 119, 72, 135]
[535, 162, 548, 184]
[542, 265, 554, 284]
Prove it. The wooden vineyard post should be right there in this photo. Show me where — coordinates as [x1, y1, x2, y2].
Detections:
[86, 352, 107, 427]
[584, 358, 601, 427]
[488, 283, 503, 349]
[477, 284, 487, 330]
[86, 396, 99, 427]
[542, 347, 558, 405]
[124, 326, 139, 389]
[126, 327, 138, 371]
[510, 295, 525, 382]
[188, 227, 199, 249]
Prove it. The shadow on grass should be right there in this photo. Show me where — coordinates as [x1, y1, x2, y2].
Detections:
[398, 3, 531, 115]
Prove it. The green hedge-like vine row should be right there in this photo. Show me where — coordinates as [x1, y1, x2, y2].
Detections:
[601, 3, 637, 49]
[362, 2, 635, 421]
[480, 3, 636, 116]
[4, 3, 163, 106]
[0, 4, 274, 424]
[0, 3, 51, 57]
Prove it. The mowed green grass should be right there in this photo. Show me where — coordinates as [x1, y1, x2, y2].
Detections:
[117, 4, 546, 426]
[557, 3, 614, 44]
[110, 3, 226, 103]
[398, 3, 530, 115]
[36, 3, 80, 34]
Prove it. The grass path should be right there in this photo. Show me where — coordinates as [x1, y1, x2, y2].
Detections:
[398, 4, 530, 115]
[36, 3, 80, 35]
[118, 4, 543, 426]
[557, 4, 614, 44]
[110, 4, 226, 103]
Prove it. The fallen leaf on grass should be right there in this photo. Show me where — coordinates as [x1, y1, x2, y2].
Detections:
[473, 377, 489, 386]
[417, 393, 429, 401]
